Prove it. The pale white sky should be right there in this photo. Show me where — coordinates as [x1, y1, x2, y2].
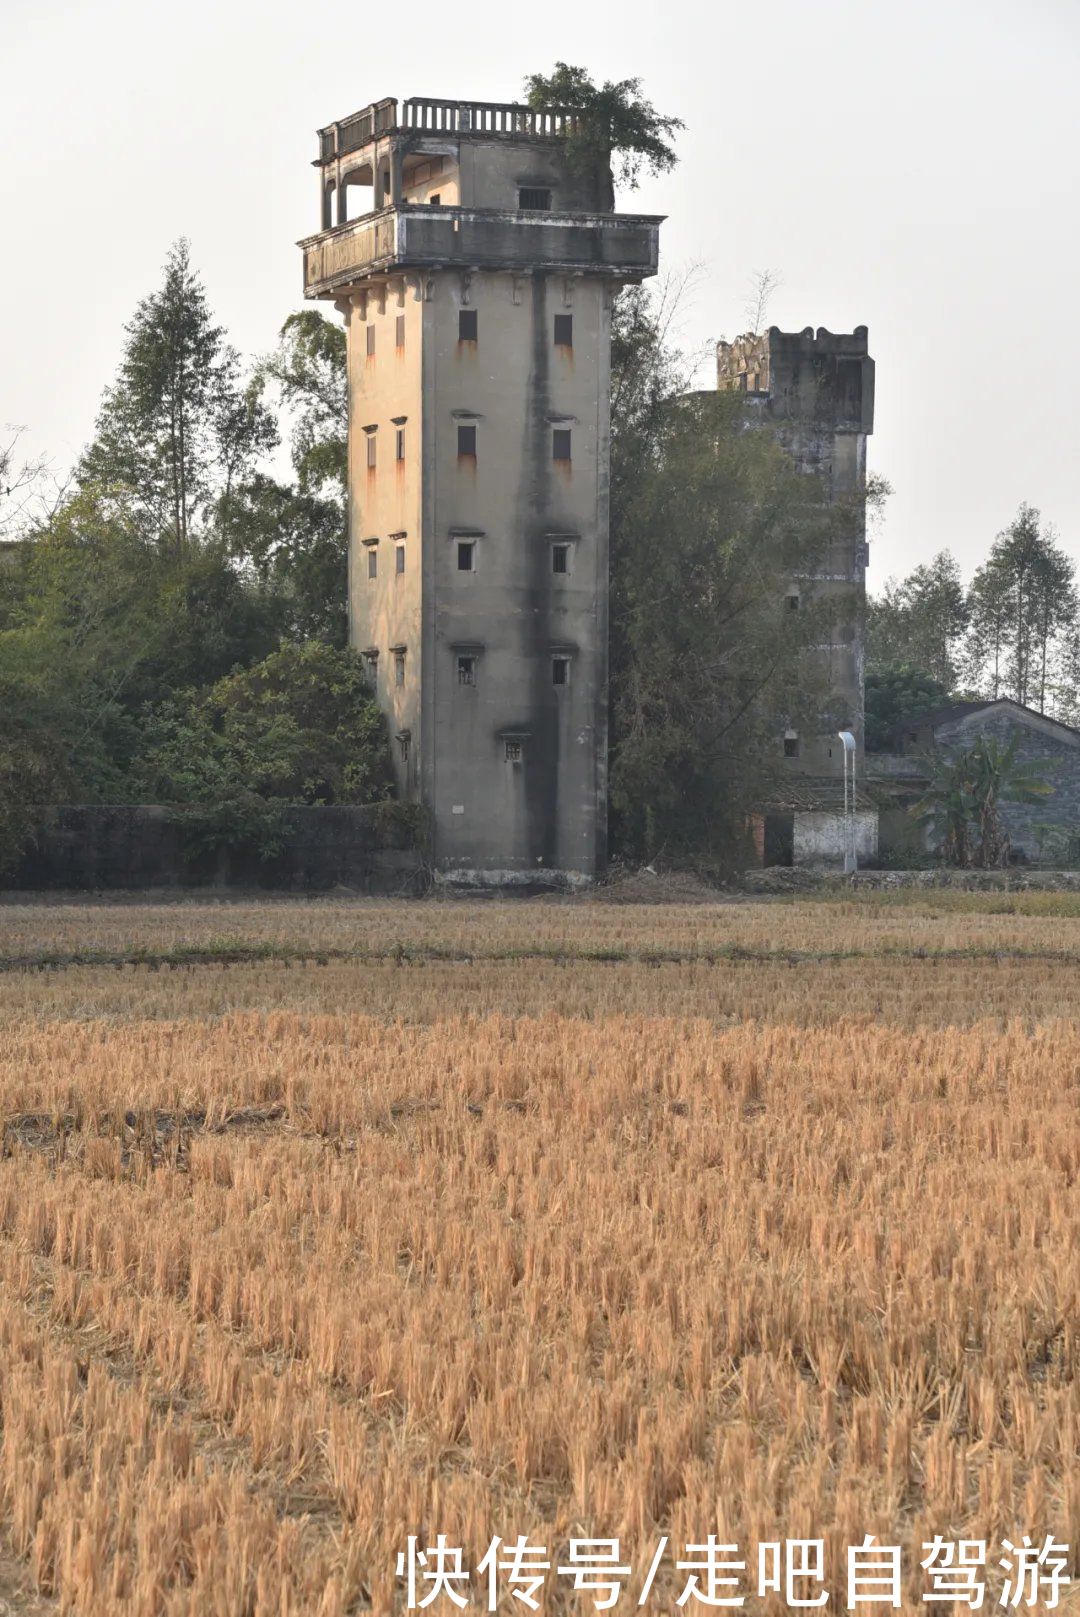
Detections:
[2, 0, 1077, 588]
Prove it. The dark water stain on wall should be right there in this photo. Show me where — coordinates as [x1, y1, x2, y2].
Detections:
[507, 272, 560, 870]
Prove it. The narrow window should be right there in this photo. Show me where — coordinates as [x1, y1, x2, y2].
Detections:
[367, 548, 377, 580]
[552, 657, 570, 687]
[458, 309, 478, 342]
[396, 427, 405, 461]
[362, 650, 378, 681]
[366, 324, 375, 357]
[395, 314, 405, 348]
[554, 314, 573, 347]
[395, 543, 405, 574]
[457, 655, 476, 687]
[394, 649, 406, 687]
[457, 541, 475, 571]
[397, 730, 410, 762]
[552, 429, 571, 462]
[382, 172, 391, 201]
[783, 734, 799, 759]
[519, 187, 552, 211]
[552, 544, 570, 575]
[504, 740, 522, 763]
[786, 592, 800, 612]
[457, 424, 477, 457]
[366, 433, 377, 469]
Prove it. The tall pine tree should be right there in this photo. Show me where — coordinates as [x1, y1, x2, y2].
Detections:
[79, 240, 274, 550]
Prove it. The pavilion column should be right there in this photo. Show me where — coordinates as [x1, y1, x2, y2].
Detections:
[389, 138, 404, 206]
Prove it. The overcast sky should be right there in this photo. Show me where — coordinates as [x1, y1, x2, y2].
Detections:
[3, 0, 1076, 589]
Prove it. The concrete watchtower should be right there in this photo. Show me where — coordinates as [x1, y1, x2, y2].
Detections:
[300, 95, 663, 884]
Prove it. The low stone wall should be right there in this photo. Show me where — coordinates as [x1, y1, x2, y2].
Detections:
[4, 805, 426, 894]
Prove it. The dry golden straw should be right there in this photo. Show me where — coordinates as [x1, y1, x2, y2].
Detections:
[0, 896, 1076, 1612]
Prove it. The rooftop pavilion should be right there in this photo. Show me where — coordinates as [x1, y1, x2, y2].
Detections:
[300, 94, 663, 299]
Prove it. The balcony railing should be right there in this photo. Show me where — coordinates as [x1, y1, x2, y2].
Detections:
[301, 204, 662, 297]
[318, 98, 581, 163]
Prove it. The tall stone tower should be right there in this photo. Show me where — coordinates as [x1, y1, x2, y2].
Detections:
[300, 95, 662, 883]
[717, 326, 875, 777]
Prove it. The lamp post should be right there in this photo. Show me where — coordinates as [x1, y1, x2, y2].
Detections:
[838, 730, 857, 873]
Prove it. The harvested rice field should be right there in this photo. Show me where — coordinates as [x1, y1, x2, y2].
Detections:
[0, 890, 1077, 1613]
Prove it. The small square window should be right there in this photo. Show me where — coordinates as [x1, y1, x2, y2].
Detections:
[519, 187, 551, 211]
[552, 657, 570, 687]
[783, 735, 799, 758]
[458, 309, 478, 342]
[428, 192, 441, 205]
[366, 324, 375, 357]
[457, 655, 476, 686]
[395, 314, 405, 348]
[457, 424, 477, 457]
[457, 541, 475, 572]
[395, 544, 405, 574]
[552, 429, 571, 462]
[367, 548, 377, 580]
[786, 593, 800, 611]
[504, 740, 522, 763]
[396, 427, 405, 461]
[552, 544, 570, 575]
[394, 650, 406, 687]
[554, 314, 573, 347]
[366, 434, 377, 469]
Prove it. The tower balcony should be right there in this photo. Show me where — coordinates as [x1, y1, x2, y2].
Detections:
[300, 203, 663, 299]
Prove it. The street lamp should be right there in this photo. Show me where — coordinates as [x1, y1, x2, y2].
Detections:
[838, 730, 857, 873]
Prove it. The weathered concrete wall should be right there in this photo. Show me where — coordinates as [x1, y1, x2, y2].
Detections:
[4, 807, 425, 893]
[423, 268, 610, 881]
[343, 276, 424, 801]
[793, 809, 878, 868]
[326, 116, 650, 886]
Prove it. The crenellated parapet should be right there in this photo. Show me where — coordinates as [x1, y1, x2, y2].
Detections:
[717, 326, 874, 436]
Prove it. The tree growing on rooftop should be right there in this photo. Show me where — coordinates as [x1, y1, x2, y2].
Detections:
[524, 64, 683, 210]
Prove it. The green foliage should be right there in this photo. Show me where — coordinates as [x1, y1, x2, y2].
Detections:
[609, 367, 856, 865]
[130, 643, 393, 855]
[220, 474, 347, 647]
[912, 735, 1052, 868]
[0, 250, 362, 875]
[524, 64, 683, 208]
[79, 240, 276, 550]
[253, 311, 347, 497]
[869, 511, 1077, 722]
[864, 664, 951, 752]
[240, 310, 350, 645]
[965, 505, 1077, 711]
[1, 484, 282, 775]
[866, 551, 968, 687]
[0, 666, 73, 878]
